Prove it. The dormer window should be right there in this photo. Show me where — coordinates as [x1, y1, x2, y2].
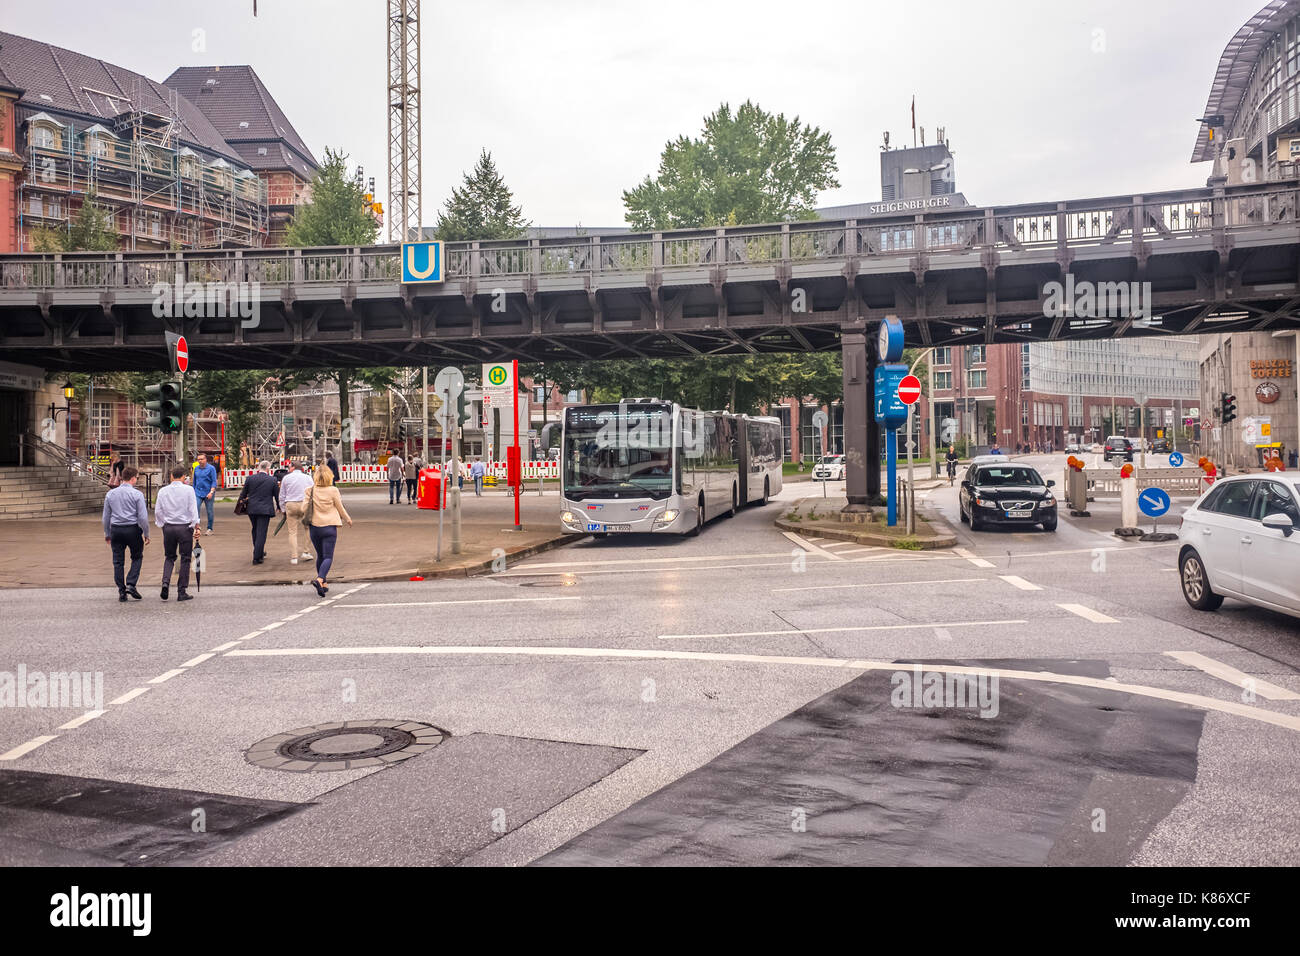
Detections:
[32, 126, 55, 149]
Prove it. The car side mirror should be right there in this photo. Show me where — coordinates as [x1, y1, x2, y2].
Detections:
[1046, 479, 1055, 487]
[1262, 513, 1295, 536]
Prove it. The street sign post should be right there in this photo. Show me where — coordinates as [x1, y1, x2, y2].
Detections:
[874, 361, 909, 526]
[1138, 486, 1172, 537]
[897, 375, 921, 405]
[431, 366, 465, 562]
[812, 409, 829, 498]
[1169, 451, 1184, 468]
[400, 241, 444, 284]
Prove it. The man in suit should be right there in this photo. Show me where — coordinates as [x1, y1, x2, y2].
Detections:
[102, 465, 150, 601]
[327, 451, 341, 484]
[154, 464, 199, 601]
[237, 460, 281, 564]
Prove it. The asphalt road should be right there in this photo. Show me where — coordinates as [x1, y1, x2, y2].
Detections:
[1, 452, 1297, 866]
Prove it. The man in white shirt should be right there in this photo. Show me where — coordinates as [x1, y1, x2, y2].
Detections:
[154, 464, 200, 601]
[278, 460, 316, 565]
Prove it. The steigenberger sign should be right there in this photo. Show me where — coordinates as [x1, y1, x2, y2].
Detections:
[868, 196, 955, 215]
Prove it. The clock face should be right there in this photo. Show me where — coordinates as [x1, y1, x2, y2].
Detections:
[878, 322, 892, 361]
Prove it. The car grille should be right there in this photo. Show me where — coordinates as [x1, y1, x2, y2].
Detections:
[1000, 500, 1035, 510]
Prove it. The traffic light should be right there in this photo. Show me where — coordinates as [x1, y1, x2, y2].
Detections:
[1220, 392, 1237, 426]
[144, 381, 182, 433]
[398, 422, 407, 442]
[457, 390, 470, 425]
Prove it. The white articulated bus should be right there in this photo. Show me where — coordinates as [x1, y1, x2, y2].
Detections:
[559, 400, 782, 537]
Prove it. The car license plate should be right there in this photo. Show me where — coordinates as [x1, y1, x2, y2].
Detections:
[1006, 509, 1033, 518]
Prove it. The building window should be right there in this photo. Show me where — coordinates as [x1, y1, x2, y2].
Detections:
[32, 125, 55, 149]
[90, 402, 112, 439]
[565, 390, 580, 404]
[534, 386, 546, 403]
[967, 369, 987, 390]
[932, 347, 950, 366]
[967, 345, 986, 365]
[933, 371, 952, 391]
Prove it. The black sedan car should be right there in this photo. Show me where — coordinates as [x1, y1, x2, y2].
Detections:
[958, 463, 1058, 532]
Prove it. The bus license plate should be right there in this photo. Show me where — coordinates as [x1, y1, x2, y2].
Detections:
[1006, 509, 1032, 518]
[586, 523, 631, 532]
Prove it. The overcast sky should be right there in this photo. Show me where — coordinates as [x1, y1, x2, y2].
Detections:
[2, 0, 1267, 229]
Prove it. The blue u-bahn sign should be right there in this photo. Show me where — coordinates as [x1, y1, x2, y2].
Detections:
[401, 241, 444, 284]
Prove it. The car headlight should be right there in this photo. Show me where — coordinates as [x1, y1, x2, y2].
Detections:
[976, 497, 999, 508]
[653, 509, 679, 527]
[1040, 496, 1055, 507]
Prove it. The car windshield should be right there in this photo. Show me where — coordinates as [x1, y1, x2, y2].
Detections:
[819, 456, 843, 465]
[976, 466, 1043, 486]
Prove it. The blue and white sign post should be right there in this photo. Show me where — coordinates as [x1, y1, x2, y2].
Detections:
[874, 316, 908, 526]
[401, 241, 444, 284]
[1168, 451, 1184, 468]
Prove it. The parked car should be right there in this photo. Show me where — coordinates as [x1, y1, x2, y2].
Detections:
[1066, 441, 1081, 453]
[1103, 435, 1134, 463]
[1177, 474, 1300, 619]
[812, 455, 845, 481]
[1152, 438, 1171, 453]
[959, 462, 1058, 532]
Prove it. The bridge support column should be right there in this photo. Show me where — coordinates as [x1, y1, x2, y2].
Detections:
[841, 330, 883, 514]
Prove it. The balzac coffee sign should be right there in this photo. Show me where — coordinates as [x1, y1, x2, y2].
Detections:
[1250, 358, 1292, 378]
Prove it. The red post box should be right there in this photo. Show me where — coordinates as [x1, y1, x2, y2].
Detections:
[507, 445, 522, 487]
[417, 467, 446, 510]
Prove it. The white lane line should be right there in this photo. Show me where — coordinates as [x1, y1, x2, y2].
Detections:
[1057, 603, 1119, 624]
[512, 552, 792, 570]
[148, 669, 186, 684]
[659, 619, 1027, 640]
[335, 596, 581, 609]
[109, 688, 149, 705]
[498, 559, 846, 577]
[261, 621, 284, 631]
[298, 605, 320, 614]
[954, 547, 996, 569]
[221, 644, 1300, 733]
[0, 736, 59, 761]
[773, 577, 982, 593]
[237, 631, 263, 641]
[820, 540, 855, 549]
[179, 653, 214, 668]
[837, 546, 882, 555]
[57, 710, 106, 731]
[209, 641, 240, 653]
[1164, 651, 1300, 701]
[282, 613, 303, 621]
[999, 575, 1043, 591]
[782, 531, 846, 561]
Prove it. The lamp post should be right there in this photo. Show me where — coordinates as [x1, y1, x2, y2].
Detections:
[48, 381, 75, 452]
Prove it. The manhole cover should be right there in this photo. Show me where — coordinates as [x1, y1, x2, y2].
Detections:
[246, 720, 446, 772]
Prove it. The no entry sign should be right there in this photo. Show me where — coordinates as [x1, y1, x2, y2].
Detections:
[175, 335, 189, 373]
[897, 374, 921, 405]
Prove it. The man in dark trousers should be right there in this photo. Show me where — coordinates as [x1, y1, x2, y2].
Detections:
[102, 465, 150, 601]
[237, 460, 281, 564]
[154, 464, 199, 601]
[327, 451, 341, 484]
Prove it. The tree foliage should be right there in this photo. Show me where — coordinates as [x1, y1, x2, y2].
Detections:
[623, 101, 839, 231]
[433, 149, 529, 242]
[187, 370, 277, 455]
[283, 147, 380, 247]
[30, 191, 120, 252]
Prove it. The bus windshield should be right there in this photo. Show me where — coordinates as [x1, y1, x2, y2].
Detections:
[563, 405, 674, 500]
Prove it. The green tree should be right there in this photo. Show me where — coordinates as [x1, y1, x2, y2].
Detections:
[283, 147, 380, 247]
[623, 101, 839, 230]
[433, 149, 529, 241]
[187, 370, 277, 457]
[28, 191, 120, 252]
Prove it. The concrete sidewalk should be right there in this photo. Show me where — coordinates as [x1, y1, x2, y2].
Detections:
[0, 486, 572, 589]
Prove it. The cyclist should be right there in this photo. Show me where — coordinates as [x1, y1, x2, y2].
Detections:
[945, 444, 959, 485]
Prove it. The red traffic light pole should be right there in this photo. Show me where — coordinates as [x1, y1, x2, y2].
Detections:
[513, 359, 522, 531]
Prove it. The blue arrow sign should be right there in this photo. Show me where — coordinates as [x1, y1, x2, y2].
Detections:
[873, 364, 908, 428]
[1138, 487, 1171, 518]
[1168, 451, 1184, 467]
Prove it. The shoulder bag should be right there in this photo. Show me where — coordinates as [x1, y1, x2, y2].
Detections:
[300, 485, 316, 526]
[234, 481, 250, 516]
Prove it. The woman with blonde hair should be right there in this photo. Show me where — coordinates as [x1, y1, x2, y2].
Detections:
[304, 460, 352, 596]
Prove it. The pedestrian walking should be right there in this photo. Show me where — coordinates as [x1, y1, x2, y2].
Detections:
[387, 452, 405, 504]
[304, 461, 352, 597]
[154, 464, 199, 602]
[406, 454, 422, 503]
[102, 465, 149, 602]
[278, 460, 316, 565]
[193, 452, 218, 535]
[236, 460, 281, 565]
[107, 450, 124, 488]
[470, 457, 486, 496]
[327, 452, 341, 484]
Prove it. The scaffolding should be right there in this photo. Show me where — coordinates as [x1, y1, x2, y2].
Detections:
[16, 95, 269, 252]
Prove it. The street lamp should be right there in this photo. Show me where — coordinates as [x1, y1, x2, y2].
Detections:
[47, 381, 75, 452]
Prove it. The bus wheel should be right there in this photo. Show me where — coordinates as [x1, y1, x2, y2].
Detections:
[689, 499, 704, 536]
[726, 485, 738, 518]
[760, 478, 770, 506]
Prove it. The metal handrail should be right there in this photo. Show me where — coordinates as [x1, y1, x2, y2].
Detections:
[2, 179, 1296, 292]
[22, 432, 111, 486]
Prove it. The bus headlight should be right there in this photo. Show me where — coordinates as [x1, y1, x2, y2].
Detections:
[560, 511, 581, 528]
[654, 509, 679, 528]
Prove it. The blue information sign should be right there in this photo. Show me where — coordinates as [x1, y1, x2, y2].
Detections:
[1168, 451, 1184, 468]
[873, 364, 909, 428]
[1138, 487, 1171, 518]
[401, 241, 444, 284]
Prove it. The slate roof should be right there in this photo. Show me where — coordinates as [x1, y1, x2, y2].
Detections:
[164, 65, 317, 179]
[0, 30, 242, 163]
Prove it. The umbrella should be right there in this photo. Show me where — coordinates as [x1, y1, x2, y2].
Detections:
[272, 513, 287, 536]
[192, 541, 204, 592]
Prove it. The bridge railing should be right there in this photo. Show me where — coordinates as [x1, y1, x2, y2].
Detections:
[2, 180, 1295, 291]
